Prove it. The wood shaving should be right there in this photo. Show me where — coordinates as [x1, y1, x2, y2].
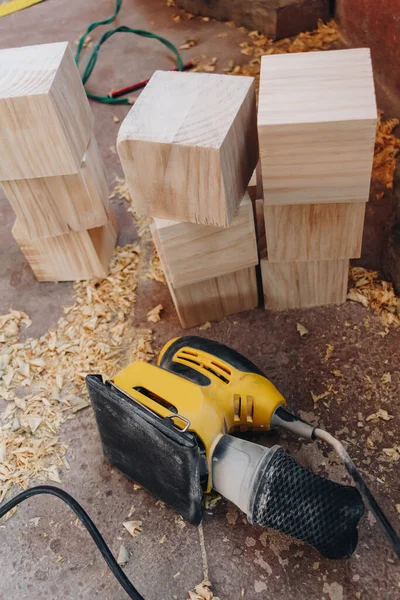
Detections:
[372, 111, 400, 196]
[117, 544, 130, 566]
[366, 409, 394, 422]
[187, 580, 214, 600]
[395, 504, 400, 514]
[1, 505, 17, 522]
[147, 304, 163, 324]
[146, 250, 166, 284]
[159, 535, 167, 544]
[296, 323, 309, 337]
[381, 447, 400, 461]
[171, 14, 182, 23]
[166, 0, 176, 6]
[190, 57, 218, 73]
[311, 385, 333, 404]
[130, 330, 154, 362]
[113, 116, 120, 123]
[75, 35, 92, 49]
[348, 267, 400, 327]
[381, 373, 392, 385]
[174, 515, 186, 529]
[123, 520, 142, 536]
[199, 322, 211, 331]
[0, 244, 141, 501]
[325, 344, 334, 361]
[204, 493, 221, 509]
[331, 369, 342, 378]
[180, 39, 198, 49]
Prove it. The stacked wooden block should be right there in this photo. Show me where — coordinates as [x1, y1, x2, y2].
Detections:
[118, 70, 259, 327]
[257, 49, 377, 309]
[0, 42, 118, 281]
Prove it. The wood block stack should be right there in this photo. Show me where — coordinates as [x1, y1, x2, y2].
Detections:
[0, 42, 118, 281]
[257, 48, 377, 309]
[118, 70, 259, 327]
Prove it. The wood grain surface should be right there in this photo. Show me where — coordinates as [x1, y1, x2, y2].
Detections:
[118, 70, 258, 226]
[0, 42, 93, 180]
[12, 209, 118, 282]
[2, 136, 109, 240]
[151, 194, 258, 287]
[258, 49, 377, 205]
[261, 258, 349, 309]
[264, 202, 366, 261]
[167, 267, 259, 328]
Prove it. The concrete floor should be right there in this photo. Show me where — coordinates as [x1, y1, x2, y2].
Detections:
[0, 1, 399, 599]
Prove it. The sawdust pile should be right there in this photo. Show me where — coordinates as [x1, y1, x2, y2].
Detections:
[110, 176, 152, 241]
[372, 110, 400, 196]
[0, 244, 141, 502]
[348, 267, 400, 326]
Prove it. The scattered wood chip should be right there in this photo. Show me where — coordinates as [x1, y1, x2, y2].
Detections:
[382, 447, 400, 461]
[180, 39, 198, 49]
[325, 344, 334, 361]
[117, 544, 130, 566]
[113, 116, 120, 123]
[47, 466, 61, 483]
[366, 409, 394, 423]
[194, 580, 213, 600]
[331, 369, 342, 378]
[395, 504, 400, 515]
[171, 14, 182, 23]
[204, 493, 221, 509]
[296, 323, 309, 338]
[348, 267, 400, 326]
[311, 387, 332, 404]
[127, 505, 136, 517]
[1, 505, 17, 522]
[147, 304, 163, 323]
[123, 520, 142, 537]
[381, 373, 392, 385]
[159, 535, 167, 544]
[69, 395, 90, 413]
[199, 322, 211, 331]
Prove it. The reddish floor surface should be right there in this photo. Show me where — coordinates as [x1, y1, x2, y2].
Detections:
[0, 2, 399, 599]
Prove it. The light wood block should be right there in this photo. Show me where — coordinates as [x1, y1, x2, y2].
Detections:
[258, 49, 377, 205]
[2, 136, 109, 240]
[118, 70, 258, 227]
[167, 267, 259, 328]
[260, 258, 349, 309]
[12, 210, 118, 282]
[264, 202, 366, 262]
[0, 42, 93, 180]
[150, 194, 258, 287]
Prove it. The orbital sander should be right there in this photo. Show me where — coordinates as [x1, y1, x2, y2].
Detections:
[86, 336, 400, 560]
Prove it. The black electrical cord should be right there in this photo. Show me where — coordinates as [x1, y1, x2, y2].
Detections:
[0, 486, 145, 600]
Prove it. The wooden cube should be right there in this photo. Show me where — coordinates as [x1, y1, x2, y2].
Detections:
[150, 194, 258, 287]
[264, 202, 366, 262]
[117, 70, 258, 227]
[12, 210, 118, 282]
[2, 136, 109, 240]
[0, 42, 93, 180]
[167, 267, 259, 329]
[258, 49, 377, 205]
[260, 258, 349, 309]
